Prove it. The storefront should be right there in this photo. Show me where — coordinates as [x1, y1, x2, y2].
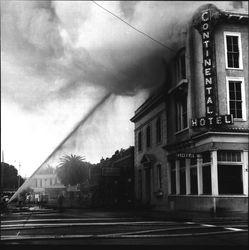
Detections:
[166, 131, 248, 213]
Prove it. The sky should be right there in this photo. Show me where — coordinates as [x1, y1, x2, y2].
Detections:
[1, 1, 245, 178]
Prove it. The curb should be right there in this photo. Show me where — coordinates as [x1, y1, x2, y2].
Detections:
[61, 208, 248, 222]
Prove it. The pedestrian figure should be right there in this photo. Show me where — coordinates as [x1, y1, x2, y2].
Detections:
[57, 193, 64, 212]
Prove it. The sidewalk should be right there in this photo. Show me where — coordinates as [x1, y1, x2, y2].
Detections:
[61, 207, 248, 222]
[2, 203, 247, 222]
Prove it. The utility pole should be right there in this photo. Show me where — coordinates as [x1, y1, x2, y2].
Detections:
[18, 163, 21, 188]
[18, 162, 21, 202]
[1, 150, 4, 190]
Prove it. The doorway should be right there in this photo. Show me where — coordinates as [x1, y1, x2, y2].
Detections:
[145, 168, 151, 204]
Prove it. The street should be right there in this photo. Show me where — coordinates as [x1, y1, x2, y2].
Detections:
[1, 208, 248, 246]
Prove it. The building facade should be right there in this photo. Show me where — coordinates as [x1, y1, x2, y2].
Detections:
[89, 147, 135, 208]
[131, 90, 168, 209]
[131, 3, 248, 213]
[29, 168, 65, 204]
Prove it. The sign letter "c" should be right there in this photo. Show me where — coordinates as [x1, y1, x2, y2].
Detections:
[201, 11, 209, 22]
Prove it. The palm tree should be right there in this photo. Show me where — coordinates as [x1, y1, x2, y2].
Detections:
[38, 164, 55, 175]
[56, 154, 89, 187]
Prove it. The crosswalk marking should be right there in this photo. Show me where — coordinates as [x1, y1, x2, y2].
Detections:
[2, 217, 139, 223]
[2, 214, 247, 241]
[201, 224, 216, 227]
[1, 220, 176, 230]
[225, 227, 244, 232]
[101, 225, 214, 237]
[1, 229, 247, 241]
[200, 222, 247, 233]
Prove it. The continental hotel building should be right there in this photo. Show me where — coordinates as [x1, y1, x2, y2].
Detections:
[131, 3, 248, 213]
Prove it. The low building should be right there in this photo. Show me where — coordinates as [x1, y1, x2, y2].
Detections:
[89, 147, 135, 208]
[28, 169, 65, 205]
[130, 89, 168, 209]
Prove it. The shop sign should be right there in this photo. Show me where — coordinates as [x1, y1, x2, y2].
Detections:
[177, 153, 197, 159]
[201, 9, 216, 116]
[192, 6, 233, 128]
[191, 114, 233, 128]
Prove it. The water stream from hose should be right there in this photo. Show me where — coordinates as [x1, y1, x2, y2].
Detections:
[8, 93, 112, 203]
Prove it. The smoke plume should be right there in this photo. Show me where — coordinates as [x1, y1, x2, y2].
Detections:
[2, 1, 244, 111]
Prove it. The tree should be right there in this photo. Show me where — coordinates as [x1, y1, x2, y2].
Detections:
[56, 154, 89, 187]
[37, 164, 55, 175]
[0, 162, 25, 191]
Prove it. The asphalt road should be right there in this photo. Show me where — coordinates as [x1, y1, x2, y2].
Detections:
[1, 208, 248, 246]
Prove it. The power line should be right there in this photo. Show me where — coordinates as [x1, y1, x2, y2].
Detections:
[91, 1, 176, 54]
[91, 1, 203, 65]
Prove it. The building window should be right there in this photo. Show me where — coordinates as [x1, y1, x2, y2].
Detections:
[146, 126, 151, 148]
[190, 167, 198, 194]
[226, 77, 246, 120]
[218, 165, 243, 194]
[226, 36, 239, 68]
[156, 116, 162, 143]
[176, 49, 186, 82]
[157, 164, 162, 189]
[179, 159, 186, 194]
[224, 32, 242, 69]
[190, 157, 197, 166]
[202, 165, 211, 194]
[218, 150, 241, 162]
[138, 131, 143, 152]
[218, 150, 243, 195]
[176, 94, 188, 131]
[202, 151, 211, 163]
[170, 161, 176, 194]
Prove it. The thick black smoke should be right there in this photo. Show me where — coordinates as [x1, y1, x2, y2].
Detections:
[2, 1, 242, 111]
